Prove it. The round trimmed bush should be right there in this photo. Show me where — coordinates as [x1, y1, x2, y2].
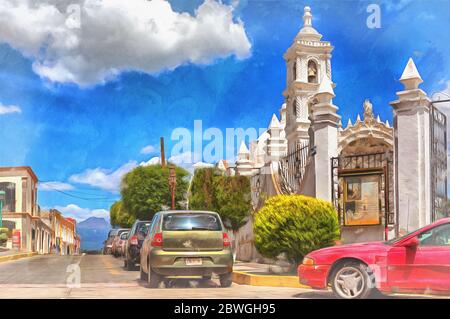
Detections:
[254, 194, 340, 265]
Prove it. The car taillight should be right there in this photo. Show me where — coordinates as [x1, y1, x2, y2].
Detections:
[223, 232, 231, 247]
[151, 233, 163, 247]
[130, 235, 138, 246]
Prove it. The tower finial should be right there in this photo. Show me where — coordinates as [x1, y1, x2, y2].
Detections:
[303, 6, 312, 27]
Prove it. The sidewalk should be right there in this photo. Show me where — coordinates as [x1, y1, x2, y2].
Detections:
[0, 249, 37, 263]
[232, 261, 309, 288]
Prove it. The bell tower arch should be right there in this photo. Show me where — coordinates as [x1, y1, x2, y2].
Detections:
[283, 6, 334, 154]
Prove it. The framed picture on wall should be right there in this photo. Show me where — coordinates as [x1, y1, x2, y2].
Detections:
[343, 174, 381, 226]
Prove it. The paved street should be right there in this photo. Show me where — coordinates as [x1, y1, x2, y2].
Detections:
[0, 255, 443, 299]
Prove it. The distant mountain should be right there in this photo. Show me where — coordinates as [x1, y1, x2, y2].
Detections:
[77, 217, 111, 251]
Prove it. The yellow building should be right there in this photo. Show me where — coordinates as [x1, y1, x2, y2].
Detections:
[0, 166, 51, 253]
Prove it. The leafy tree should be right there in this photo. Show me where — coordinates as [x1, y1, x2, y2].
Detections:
[213, 175, 252, 232]
[121, 164, 189, 221]
[188, 168, 217, 211]
[110, 200, 134, 228]
[188, 168, 251, 232]
[254, 194, 340, 265]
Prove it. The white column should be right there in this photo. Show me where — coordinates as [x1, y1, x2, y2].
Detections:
[390, 58, 432, 233]
[311, 75, 340, 201]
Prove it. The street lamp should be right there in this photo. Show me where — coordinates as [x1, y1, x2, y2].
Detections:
[168, 165, 177, 210]
[0, 190, 5, 228]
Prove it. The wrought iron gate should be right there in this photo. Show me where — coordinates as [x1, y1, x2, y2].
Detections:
[430, 104, 448, 221]
[278, 141, 310, 194]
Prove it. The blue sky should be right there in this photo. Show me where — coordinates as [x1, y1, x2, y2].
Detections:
[0, 0, 449, 221]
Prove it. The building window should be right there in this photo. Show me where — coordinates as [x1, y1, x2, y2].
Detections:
[307, 60, 318, 83]
[0, 182, 16, 212]
[293, 100, 297, 117]
[292, 61, 297, 81]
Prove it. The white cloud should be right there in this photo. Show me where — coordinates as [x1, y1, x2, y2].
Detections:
[139, 156, 161, 166]
[169, 151, 195, 166]
[69, 161, 137, 192]
[140, 144, 157, 155]
[0, 0, 251, 86]
[193, 162, 214, 169]
[0, 102, 21, 115]
[39, 181, 74, 191]
[54, 204, 109, 222]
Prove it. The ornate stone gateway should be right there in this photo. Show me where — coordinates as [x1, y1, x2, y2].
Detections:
[430, 104, 448, 221]
[331, 152, 395, 240]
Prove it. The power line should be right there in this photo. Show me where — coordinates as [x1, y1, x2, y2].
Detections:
[38, 180, 119, 202]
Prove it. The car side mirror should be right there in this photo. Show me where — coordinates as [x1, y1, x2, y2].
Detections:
[402, 236, 419, 248]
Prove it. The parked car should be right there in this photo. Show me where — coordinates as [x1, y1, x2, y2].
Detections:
[298, 218, 450, 299]
[103, 229, 119, 254]
[124, 220, 152, 270]
[115, 231, 129, 257]
[140, 210, 233, 288]
[103, 228, 128, 255]
[112, 229, 130, 257]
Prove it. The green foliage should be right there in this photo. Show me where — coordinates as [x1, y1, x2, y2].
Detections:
[121, 164, 189, 221]
[254, 194, 340, 264]
[189, 168, 216, 211]
[189, 168, 252, 232]
[0, 227, 8, 244]
[110, 200, 134, 228]
[213, 175, 252, 231]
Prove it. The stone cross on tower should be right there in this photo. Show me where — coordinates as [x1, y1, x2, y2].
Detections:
[283, 6, 334, 154]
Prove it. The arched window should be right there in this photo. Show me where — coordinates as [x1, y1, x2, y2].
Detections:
[0, 182, 16, 212]
[307, 60, 318, 83]
[293, 99, 297, 117]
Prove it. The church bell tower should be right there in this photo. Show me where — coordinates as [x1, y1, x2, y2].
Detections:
[283, 6, 335, 153]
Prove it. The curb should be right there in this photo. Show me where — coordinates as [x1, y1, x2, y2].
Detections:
[232, 271, 310, 289]
[0, 252, 37, 263]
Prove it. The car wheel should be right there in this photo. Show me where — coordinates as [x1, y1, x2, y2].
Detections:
[219, 273, 232, 288]
[147, 266, 161, 288]
[140, 265, 147, 282]
[331, 262, 374, 299]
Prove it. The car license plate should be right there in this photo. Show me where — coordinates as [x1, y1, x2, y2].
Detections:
[185, 258, 202, 266]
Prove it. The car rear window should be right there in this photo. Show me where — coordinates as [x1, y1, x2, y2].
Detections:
[162, 213, 222, 231]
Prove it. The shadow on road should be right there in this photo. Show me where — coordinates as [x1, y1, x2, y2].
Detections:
[136, 278, 223, 289]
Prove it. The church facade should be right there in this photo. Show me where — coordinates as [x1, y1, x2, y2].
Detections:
[230, 7, 448, 262]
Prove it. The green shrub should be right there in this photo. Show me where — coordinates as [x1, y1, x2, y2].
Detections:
[0, 228, 8, 244]
[254, 194, 340, 264]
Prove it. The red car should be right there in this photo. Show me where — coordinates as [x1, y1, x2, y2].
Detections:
[298, 218, 450, 299]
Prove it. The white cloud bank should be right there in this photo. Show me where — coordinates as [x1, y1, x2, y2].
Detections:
[140, 144, 157, 155]
[0, 102, 21, 115]
[139, 156, 161, 166]
[54, 204, 109, 222]
[39, 181, 74, 191]
[69, 161, 138, 192]
[0, 0, 251, 86]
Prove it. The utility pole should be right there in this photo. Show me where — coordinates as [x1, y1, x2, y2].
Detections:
[160, 137, 166, 168]
[168, 165, 177, 210]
